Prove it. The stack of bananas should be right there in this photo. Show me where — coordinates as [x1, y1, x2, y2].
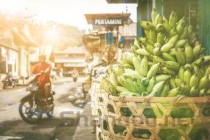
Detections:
[101, 9, 210, 97]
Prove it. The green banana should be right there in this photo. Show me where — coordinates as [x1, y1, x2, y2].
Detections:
[141, 77, 150, 87]
[149, 30, 157, 43]
[151, 8, 158, 25]
[156, 23, 165, 32]
[174, 39, 187, 48]
[199, 89, 206, 96]
[153, 46, 161, 55]
[183, 68, 192, 86]
[157, 32, 165, 45]
[175, 48, 186, 66]
[140, 21, 155, 30]
[136, 48, 150, 56]
[160, 42, 174, 52]
[169, 11, 178, 29]
[146, 77, 156, 93]
[178, 66, 185, 81]
[190, 86, 198, 96]
[140, 56, 149, 76]
[138, 37, 147, 45]
[176, 17, 185, 34]
[151, 56, 165, 63]
[193, 44, 202, 59]
[198, 75, 209, 90]
[170, 28, 178, 37]
[169, 77, 176, 89]
[147, 63, 160, 78]
[161, 52, 176, 62]
[136, 78, 146, 94]
[185, 43, 193, 63]
[174, 77, 183, 87]
[189, 74, 199, 87]
[155, 14, 163, 26]
[124, 76, 138, 93]
[156, 74, 171, 82]
[148, 81, 165, 97]
[116, 86, 130, 93]
[133, 38, 141, 49]
[179, 26, 188, 39]
[162, 16, 171, 34]
[161, 67, 176, 75]
[133, 56, 142, 75]
[109, 71, 119, 86]
[162, 61, 180, 71]
[167, 34, 179, 44]
[145, 44, 155, 55]
[167, 87, 180, 97]
[160, 83, 170, 97]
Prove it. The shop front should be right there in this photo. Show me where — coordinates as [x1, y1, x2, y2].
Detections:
[84, 13, 134, 63]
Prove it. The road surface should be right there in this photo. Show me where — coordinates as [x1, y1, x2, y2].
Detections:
[0, 77, 87, 140]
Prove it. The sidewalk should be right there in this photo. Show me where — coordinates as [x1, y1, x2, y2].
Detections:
[72, 102, 96, 140]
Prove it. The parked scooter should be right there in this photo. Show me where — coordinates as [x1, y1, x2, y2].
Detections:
[2, 72, 19, 89]
[18, 69, 55, 123]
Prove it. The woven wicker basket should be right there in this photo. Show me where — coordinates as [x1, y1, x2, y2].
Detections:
[97, 94, 210, 140]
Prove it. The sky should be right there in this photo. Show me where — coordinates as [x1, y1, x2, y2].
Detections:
[0, 0, 137, 29]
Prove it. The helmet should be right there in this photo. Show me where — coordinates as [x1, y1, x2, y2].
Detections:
[39, 54, 46, 62]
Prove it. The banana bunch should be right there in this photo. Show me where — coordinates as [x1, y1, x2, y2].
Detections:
[100, 9, 210, 97]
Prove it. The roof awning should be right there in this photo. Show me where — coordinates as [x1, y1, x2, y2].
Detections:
[12, 28, 38, 47]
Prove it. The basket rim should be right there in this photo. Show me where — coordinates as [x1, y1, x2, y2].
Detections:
[108, 95, 210, 103]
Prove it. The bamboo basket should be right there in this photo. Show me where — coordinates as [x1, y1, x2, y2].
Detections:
[97, 94, 210, 140]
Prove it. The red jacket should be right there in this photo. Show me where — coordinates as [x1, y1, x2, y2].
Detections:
[32, 62, 51, 87]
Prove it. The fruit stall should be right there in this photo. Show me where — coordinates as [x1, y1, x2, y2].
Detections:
[93, 7, 210, 140]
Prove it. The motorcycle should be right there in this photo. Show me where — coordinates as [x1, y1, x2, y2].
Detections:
[2, 73, 19, 89]
[18, 69, 55, 123]
[71, 69, 79, 82]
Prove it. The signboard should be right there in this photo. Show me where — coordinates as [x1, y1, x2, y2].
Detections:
[94, 18, 123, 26]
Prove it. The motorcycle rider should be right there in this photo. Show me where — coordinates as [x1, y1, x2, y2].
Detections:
[71, 68, 79, 82]
[32, 54, 52, 103]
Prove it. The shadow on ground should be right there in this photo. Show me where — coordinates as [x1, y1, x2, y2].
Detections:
[0, 117, 79, 140]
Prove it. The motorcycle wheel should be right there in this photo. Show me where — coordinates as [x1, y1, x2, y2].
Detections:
[46, 105, 54, 119]
[19, 99, 42, 123]
[3, 83, 7, 89]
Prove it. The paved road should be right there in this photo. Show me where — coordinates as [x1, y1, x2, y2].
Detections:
[0, 77, 89, 140]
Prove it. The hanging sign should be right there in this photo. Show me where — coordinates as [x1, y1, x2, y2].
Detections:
[94, 18, 123, 26]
